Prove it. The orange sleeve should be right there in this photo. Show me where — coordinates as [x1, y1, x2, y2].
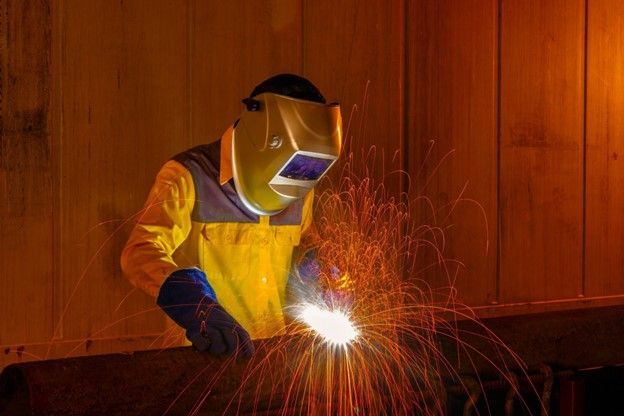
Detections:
[120, 160, 195, 297]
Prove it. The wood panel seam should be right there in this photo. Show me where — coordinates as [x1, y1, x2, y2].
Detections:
[581, 0, 589, 297]
[495, 0, 503, 304]
[53, 0, 65, 342]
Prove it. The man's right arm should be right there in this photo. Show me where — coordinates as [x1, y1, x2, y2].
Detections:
[120, 159, 254, 356]
[120, 160, 195, 298]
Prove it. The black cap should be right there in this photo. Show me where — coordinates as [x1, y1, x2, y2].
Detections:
[249, 73, 326, 104]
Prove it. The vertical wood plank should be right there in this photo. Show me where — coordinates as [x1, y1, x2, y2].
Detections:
[499, 0, 585, 302]
[407, 0, 499, 305]
[0, 0, 55, 345]
[191, 0, 302, 145]
[60, 0, 190, 340]
[302, 0, 404, 196]
[586, 0, 624, 296]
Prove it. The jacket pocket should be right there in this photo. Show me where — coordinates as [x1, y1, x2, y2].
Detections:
[273, 225, 302, 246]
[201, 223, 255, 245]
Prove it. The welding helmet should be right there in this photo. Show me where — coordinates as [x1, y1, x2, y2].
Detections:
[232, 74, 342, 216]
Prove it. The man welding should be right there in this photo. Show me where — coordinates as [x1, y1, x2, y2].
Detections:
[121, 74, 342, 356]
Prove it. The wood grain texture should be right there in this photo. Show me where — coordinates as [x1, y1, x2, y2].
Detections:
[0, 0, 55, 345]
[302, 0, 405, 197]
[191, 0, 302, 145]
[499, 0, 585, 302]
[59, 0, 191, 340]
[585, 0, 624, 296]
[407, 0, 499, 305]
[6, 0, 624, 369]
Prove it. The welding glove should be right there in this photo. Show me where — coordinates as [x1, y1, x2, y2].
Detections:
[296, 248, 322, 285]
[156, 268, 254, 357]
[295, 249, 353, 308]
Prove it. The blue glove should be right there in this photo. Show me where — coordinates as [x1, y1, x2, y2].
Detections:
[156, 268, 254, 357]
[295, 249, 353, 308]
[296, 248, 322, 285]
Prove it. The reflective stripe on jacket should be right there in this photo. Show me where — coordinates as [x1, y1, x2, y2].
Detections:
[121, 130, 313, 339]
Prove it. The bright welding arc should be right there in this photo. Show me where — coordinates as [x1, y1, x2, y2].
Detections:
[298, 303, 359, 347]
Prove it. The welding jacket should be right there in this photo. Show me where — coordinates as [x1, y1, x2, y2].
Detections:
[120, 126, 313, 340]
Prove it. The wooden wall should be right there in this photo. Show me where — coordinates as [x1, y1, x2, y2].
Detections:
[409, 0, 499, 306]
[2, 0, 624, 367]
[411, 0, 624, 317]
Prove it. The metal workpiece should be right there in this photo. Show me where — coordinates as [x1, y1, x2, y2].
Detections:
[3, 306, 624, 415]
[0, 344, 286, 416]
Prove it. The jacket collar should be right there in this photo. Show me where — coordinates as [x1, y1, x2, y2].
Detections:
[219, 125, 234, 185]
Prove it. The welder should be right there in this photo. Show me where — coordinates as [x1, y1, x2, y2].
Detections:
[121, 74, 342, 356]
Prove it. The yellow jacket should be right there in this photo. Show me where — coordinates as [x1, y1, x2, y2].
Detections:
[121, 127, 313, 339]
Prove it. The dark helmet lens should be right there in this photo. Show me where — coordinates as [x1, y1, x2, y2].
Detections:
[278, 154, 333, 181]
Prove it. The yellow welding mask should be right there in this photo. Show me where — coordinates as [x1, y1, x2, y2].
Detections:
[232, 92, 342, 216]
